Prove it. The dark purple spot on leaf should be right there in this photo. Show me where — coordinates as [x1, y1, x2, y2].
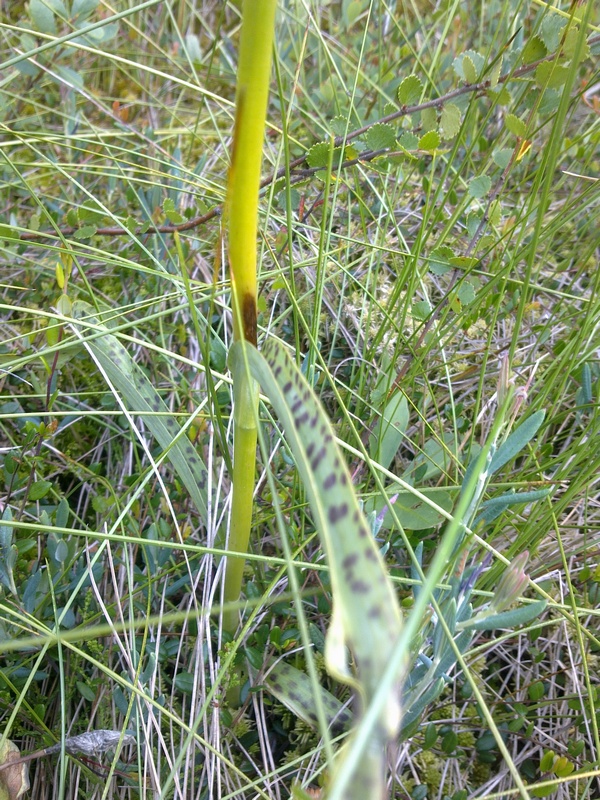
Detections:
[328, 503, 348, 524]
[351, 580, 371, 593]
[310, 446, 326, 471]
[342, 553, 359, 570]
[323, 473, 337, 490]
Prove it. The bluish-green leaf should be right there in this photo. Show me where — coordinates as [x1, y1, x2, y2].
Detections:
[489, 410, 545, 475]
[72, 0, 99, 18]
[469, 599, 547, 630]
[476, 488, 551, 525]
[370, 393, 408, 469]
[0, 507, 18, 595]
[468, 175, 492, 199]
[453, 50, 485, 82]
[29, 0, 57, 34]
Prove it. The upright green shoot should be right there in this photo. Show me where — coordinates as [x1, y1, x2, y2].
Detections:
[222, 0, 278, 636]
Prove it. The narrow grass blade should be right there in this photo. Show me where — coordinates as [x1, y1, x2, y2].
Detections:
[70, 304, 212, 523]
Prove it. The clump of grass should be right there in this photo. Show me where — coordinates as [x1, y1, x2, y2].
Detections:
[0, 1, 599, 799]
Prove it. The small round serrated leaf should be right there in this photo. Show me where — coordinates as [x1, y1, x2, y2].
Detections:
[418, 130, 440, 152]
[457, 281, 477, 306]
[330, 115, 348, 136]
[163, 198, 185, 224]
[521, 35, 547, 64]
[493, 148, 512, 169]
[306, 142, 331, 168]
[541, 15, 566, 53]
[468, 175, 491, 199]
[505, 113, 527, 137]
[365, 122, 396, 151]
[397, 74, 423, 106]
[439, 103, 462, 139]
[449, 255, 478, 269]
[462, 55, 478, 83]
[429, 245, 453, 275]
[535, 62, 571, 89]
[421, 106, 437, 132]
[489, 56, 503, 88]
[398, 131, 419, 152]
[74, 224, 97, 240]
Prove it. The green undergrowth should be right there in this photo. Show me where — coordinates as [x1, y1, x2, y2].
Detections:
[0, 1, 599, 798]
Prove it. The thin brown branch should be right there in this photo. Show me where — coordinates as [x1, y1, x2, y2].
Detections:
[14, 33, 599, 243]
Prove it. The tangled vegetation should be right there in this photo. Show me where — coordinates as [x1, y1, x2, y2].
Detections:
[0, 1, 599, 798]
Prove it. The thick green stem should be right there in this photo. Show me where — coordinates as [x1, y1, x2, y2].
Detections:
[223, 0, 277, 638]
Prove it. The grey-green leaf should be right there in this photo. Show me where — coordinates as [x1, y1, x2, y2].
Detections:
[489, 410, 546, 475]
[468, 599, 547, 630]
[0, 507, 18, 596]
[370, 392, 408, 470]
[476, 488, 551, 525]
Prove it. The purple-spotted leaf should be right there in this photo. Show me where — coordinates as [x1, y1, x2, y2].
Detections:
[264, 660, 352, 732]
[230, 339, 406, 797]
